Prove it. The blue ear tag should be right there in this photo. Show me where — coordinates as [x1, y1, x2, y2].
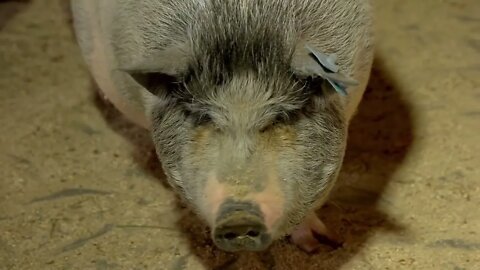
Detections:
[304, 44, 358, 96]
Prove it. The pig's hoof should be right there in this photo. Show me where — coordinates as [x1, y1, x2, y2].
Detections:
[290, 213, 342, 253]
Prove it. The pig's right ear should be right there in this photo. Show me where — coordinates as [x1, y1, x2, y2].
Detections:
[117, 45, 190, 96]
[291, 44, 358, 96]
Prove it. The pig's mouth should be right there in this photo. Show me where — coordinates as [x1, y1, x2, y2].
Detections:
[211, 200, 273, 252]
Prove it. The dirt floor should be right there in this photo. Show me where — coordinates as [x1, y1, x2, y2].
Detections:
[0, 0, 479, 269]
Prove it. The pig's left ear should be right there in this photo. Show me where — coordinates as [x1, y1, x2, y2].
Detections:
[291, 44, 358, 96]
[118, 44, 190, 96]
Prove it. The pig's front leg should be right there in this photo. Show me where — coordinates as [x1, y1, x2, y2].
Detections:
[290, 211, 342, 253]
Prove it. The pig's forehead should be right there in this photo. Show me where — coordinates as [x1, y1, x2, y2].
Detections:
[182, 29, 300, 108]
[183, 70, 305, 113]
[186, 2, 297, 75]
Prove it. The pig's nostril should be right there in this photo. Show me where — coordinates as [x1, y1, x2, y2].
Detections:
[224, 232, 238, 240]
[247, 230, 260, 237]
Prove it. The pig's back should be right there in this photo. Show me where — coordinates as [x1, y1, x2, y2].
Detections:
[71, 0, 153, 128]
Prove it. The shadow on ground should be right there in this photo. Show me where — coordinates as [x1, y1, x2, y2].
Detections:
[92, 91, 169, 187]
[91, 53, 415, 269]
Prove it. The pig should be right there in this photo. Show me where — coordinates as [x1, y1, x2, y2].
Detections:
[70, 0, 374, 252]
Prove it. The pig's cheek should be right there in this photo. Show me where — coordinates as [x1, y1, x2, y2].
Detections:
[249, 175, 285, 233]
[255, 196, 284, 232]
[198, 174, 228, 226]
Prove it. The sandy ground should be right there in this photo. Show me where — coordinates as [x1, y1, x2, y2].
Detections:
[0, 0, 479, 269]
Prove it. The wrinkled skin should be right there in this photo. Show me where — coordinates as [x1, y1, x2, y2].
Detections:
[71, 0, 374, 252]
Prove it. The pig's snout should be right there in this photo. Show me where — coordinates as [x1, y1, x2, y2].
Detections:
[212, 200, 272, 252]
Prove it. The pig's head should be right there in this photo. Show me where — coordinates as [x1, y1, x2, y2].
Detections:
[122, 5, 348, 252]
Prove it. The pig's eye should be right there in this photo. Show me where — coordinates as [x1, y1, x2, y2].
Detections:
[185, 109, 213, 126]
[273, 112, 290, 124]
[260, 110, 298, 132]
[194, 113, 213, 125]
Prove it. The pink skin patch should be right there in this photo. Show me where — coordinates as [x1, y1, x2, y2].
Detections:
[248, 177, 285, 232]
[200, 174, 228, 225]
[290, 221, 321, 253]
[290, 212, 342, 252]
[201, 169, 285, 235]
